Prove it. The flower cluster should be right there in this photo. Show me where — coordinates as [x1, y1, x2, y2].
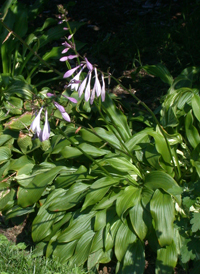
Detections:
[30, 107, 50, 142]
[30, 95, 77, 142]
[60, 41, 106, 104]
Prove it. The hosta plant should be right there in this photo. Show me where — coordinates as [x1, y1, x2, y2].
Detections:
[1, 14, 200, 274]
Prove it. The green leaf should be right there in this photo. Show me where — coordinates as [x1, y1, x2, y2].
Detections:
[4, 112, 33, 130]
[17, 166, 64, 207]
[91, 177, 120, 189]
[82, 186, 110, 211]
[4, 97, 23, 114]
[129, 201, 150, 241]
[0, 134, 12, 146]
[93, 190, 121, 210]
[115, 220, 137, 262]
[125, 130, 150, 151]
[190, 212, 200, 232]
[48, 182, 89, 211]
[192, 94, 200, 122]
[53, 240, 77, 263]
[116, 186, 141, 217]
[32, 189, 68, 242]
[102, 94, 131, 141]
[180, 238, 197, 263]
[5, 80, 33, 99]
[156, 241, 178, 274]
[17, 132, 32, 154]
[0, 189, 15, 212]
[0, 146, 11, 164]
[87, 249, 103, 269]
[42, 46, 63, 61]
[61, 143, 108, 158]
[143, 63, 173, 86]
[150, 189, 175, 247]
[54, 165, 88, 189]
[70, 230, 95, 266]
[90, 228, 104, 252]
[5, 205, 34, 219]
[103, 157, 141, 177]
[57, 211, 96, 243]
[122, 239, 145, 274]
[185, 110, 200, 148]
[144, 171, 182, 205]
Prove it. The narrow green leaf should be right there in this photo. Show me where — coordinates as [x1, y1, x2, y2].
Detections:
[90, 228, 104, 253]
[116, 186, 141, 217]
[5, 205, 34, 219]
[57, 211, 96, 243]
[61, 143, 108, 158]
[82, 186, 110, 211]
[91, 177, 120, 189]
[102, 94, 131, 141]
[150, 189, 175, 247]
[70, 230, 95, 266]
[115, 220, 137, 262]
[48, 182, 89, 211]
[129, 201, 150, 241]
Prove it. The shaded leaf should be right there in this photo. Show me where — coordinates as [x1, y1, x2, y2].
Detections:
[150, 189, 175, 247]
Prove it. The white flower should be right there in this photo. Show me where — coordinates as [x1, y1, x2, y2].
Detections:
[30, 107, 43, 137]
[39, 110, 50, 142]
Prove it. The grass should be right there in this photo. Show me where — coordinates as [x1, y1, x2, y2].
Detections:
[0, 234, 93, 274]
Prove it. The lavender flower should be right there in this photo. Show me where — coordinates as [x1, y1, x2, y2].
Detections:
[62, 55, 106, 103]
[54, 101, 71, 122]
[63, 64, 83, 78]
[60, 55, 78, 62]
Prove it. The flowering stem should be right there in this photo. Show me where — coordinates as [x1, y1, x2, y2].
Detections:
[110, 74, 182, 182]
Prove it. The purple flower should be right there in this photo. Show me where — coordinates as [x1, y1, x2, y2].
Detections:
[46, 93, 55, 97]
[39, 110, 50, 142]
[62, 95, 77, 103]
[54, 101, 71, 122]
[60, 55, 78, 62]
[63, 64, 83, 78]
[30, 107, 43, 137]
[85, 57, 93, 71]
[67, 66, 85, 91]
